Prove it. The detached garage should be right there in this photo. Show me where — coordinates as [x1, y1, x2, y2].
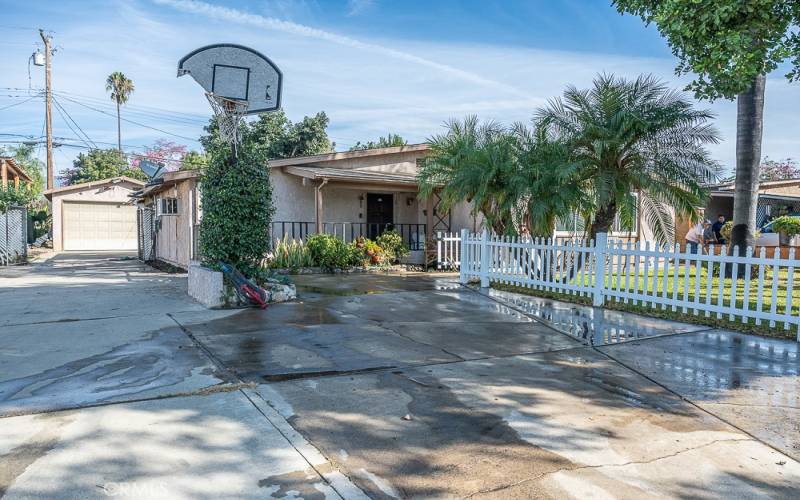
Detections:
[45, 177, 144, 252]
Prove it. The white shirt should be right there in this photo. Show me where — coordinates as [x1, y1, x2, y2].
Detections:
[685, 224, 704, 243]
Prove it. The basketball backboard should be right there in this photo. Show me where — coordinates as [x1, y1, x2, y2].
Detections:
[177, 43, 282, 114]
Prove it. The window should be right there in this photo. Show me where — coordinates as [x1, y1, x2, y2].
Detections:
[158, 197, 179, 216]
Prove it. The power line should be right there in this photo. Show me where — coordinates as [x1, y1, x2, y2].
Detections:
[52, 97, 97, 149]
[57, 94, 200, 142]
[53, 90, 209, 124]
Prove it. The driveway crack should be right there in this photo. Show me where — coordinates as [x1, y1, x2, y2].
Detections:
[461, 437, 753, 498]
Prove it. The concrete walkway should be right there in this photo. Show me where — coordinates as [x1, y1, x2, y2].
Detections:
[1, 256, 799, 498]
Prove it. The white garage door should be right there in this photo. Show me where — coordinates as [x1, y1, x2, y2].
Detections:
[63, 202, 138, 251]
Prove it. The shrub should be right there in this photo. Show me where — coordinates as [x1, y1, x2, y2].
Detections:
[199, 141, 274, 276]
[306, 234, 353, 269]
[719, 221, 760, 243]
[771, 216, 800, 237]
[269, 236, 313, 269]
[376, 229, 409, 263]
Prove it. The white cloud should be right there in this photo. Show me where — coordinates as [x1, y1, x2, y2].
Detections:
[2, 0, 798, 179]
[153, 0, 535, 99]
[346, 0, 374, 16]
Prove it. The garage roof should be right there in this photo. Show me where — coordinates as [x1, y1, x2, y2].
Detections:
[44, 176, 145, 201]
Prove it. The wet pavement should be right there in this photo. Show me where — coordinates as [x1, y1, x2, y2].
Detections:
[599, 329, 800, 461]
[482, 287, 708, 345]
[183, 272, 800, 498]
[3, 259, 800, 498]
[0, 254, 365, 499]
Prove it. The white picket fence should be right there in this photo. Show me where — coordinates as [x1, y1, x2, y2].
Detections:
[446, 229, 800, 338]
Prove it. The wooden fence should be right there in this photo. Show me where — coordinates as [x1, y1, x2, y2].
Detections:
[448, 230, 800, 338]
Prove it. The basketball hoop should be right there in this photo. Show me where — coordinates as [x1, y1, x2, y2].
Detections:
[206, 92, 248, 147]
[178, 44, 283, 154]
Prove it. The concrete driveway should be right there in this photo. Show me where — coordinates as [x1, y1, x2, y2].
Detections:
[1, 255, 799, 498]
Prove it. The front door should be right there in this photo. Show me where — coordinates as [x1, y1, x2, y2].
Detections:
[366, 193, 393, 239]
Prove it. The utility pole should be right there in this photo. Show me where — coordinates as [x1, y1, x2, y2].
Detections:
[39, 29, 54, 190]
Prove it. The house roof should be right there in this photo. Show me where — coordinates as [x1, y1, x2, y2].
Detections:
[709, 178, 800, 191]
[268, 144, 429, 168]
[0, 157, 33, 184]
[709, 190, 800, 202]
[135, 169, 201, 198]
[284, 166, 418, 187]
[44, 176, 145, 200]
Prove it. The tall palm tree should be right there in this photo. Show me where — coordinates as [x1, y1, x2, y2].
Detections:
[105, 72, 134, 155]
[537, 74, 721, 245]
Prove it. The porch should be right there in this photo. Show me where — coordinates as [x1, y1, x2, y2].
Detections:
[270, 221, 427, 251]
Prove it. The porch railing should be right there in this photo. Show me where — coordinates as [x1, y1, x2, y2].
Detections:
[270, 221, 426, 251]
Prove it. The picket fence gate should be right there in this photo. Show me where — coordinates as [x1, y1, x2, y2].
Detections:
[442, 229, 800, 339]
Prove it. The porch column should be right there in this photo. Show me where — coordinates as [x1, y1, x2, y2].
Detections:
[14, 175, 20, 190]
[315, 179, 328, 234]
[1, 160, 7, 189]
[425, 195, 434, 243]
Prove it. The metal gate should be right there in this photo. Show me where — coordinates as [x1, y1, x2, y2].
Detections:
[0, 206, 28, 265]
[137, 207, 155, 261]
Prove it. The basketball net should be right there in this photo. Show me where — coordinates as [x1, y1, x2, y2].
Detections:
[206, 92, 249, 151]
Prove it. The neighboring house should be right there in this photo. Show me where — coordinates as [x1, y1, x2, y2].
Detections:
[135, 145, 479, 269]
[675, 178, 800, 248]
[44, 177, 144, 252]
[0, 157, 33, 190]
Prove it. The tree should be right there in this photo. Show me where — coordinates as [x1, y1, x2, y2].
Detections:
[180, 150, 206, 171]
[613, 0, 800, 253]
[198, 121, 274, 276]
[759, 157, 800, 181]
[0, 144, 45, 204]
[350, 133, 408, 151]
[130, 139, 189, 172]
[537, 74, 720, 244]
[201, 110, 333, 160]
[417, 116, 585, 237]
[105, 72, 135, 154]
[60, 148, 144, 185]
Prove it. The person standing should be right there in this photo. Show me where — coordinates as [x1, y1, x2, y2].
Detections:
[685, 220, 707, 254]
[711, 214, 726, 245]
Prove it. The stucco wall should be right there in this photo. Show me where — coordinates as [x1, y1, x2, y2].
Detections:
[270, 168, 316, 222]
[50, 181, 141, 252]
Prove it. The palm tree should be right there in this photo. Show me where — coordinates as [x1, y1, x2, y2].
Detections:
[417, 116, 585, 237]
[105, 72, 134, 155]
[537, 74, 721, 245]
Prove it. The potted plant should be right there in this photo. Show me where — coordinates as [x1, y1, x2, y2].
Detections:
[771, 216, 800, 246]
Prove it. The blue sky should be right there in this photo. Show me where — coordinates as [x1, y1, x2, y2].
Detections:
[1, 0, 798, 183]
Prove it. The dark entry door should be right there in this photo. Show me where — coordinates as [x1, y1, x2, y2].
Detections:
[366, 193, 393, 239]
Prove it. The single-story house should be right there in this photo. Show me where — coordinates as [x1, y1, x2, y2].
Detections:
[44, 176, 144, 252]
[1, 157, 33, 190]
[135, 145, 479, 269]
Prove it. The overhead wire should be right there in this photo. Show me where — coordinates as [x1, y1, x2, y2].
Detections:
[57, 94, 200, 142]
[52, 96, 98, 148]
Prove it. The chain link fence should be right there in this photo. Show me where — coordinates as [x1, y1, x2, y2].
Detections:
[137, 207, 155, 262]
[0, 206, 28, 265]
